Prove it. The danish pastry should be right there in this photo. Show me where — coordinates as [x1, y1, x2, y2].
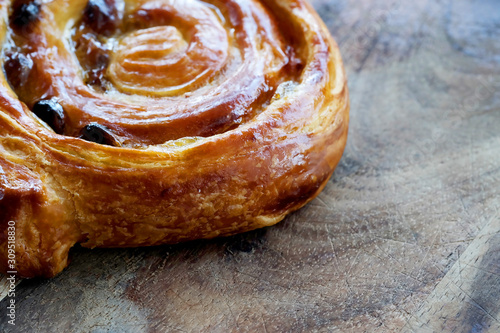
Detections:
[0, 0, 349, 277]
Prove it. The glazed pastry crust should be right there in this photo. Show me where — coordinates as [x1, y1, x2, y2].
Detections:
[0, 0, 349, 277]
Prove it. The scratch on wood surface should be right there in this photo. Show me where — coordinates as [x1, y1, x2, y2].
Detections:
[325, 223, 343, 276]
[209, 268, 240, 328]
[0, 276, 21, 302]
[0, 276, 10, 301]
[261, 314, 269, 333]
[315, 195, 331, 209]
[414, 224, 442, 279]
[403, 211, 500, 332]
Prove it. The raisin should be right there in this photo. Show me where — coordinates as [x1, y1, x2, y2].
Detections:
[79, 123, 119, 146]
[3, 52, 33, 88]
[11, 1, 40, 28]
[83, 0, 118, 36]
[32, 98, 66, 134]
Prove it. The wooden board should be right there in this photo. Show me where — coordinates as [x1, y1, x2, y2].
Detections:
[1, 0, 500, 331]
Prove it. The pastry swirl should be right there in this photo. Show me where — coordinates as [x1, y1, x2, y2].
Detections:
[0, 0, 349, 277]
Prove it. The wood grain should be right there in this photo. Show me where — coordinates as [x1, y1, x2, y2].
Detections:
[1, 0, 500, 332]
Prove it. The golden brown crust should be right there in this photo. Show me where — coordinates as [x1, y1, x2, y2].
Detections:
[0, 0, 349, 278]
